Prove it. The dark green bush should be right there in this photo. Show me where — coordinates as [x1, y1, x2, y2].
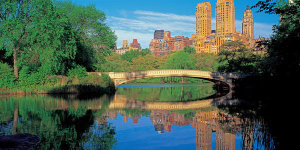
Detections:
[0, 62, 15, 88]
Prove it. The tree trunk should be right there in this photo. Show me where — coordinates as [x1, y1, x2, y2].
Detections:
[13, 48, 18, 80]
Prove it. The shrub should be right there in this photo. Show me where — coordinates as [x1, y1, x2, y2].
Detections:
[0, 63, 15, 88]
[101, 73, 114, 87]
[67, 66, 88, 83]
[18, 66, 44, 87]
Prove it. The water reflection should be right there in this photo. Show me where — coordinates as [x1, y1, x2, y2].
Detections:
[116, 83, 218, 102]
[0, 84, 277, 149]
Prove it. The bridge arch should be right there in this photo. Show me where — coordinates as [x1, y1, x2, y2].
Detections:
[94, 70, 247, 90]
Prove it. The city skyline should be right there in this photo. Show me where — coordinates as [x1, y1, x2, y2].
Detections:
[70, 0, 279, 49]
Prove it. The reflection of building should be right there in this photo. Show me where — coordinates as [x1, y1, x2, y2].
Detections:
[149, 31, 193, 57]
[102, 107, 254, 149]
[194, 111, 215, 150]
[195, 0, 255, 54]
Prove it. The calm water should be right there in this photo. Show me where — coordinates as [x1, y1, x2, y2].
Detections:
[0, 84, 278, 149]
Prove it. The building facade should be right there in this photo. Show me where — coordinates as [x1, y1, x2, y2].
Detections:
[150, 31, 193, 57]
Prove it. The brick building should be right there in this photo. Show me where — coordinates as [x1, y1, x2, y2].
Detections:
[149, 31, 193, 57]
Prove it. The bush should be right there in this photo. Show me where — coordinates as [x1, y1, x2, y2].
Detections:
[101, 73, 114, 87]
[67, 66, 88, 81]
[0, 63, 15, 88]
[18, 66, 45, 87]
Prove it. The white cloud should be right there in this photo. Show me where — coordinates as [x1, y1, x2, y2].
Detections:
[134, 10, 195, 22]
[108, 10, 274, 48]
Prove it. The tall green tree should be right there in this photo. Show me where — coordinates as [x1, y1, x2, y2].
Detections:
[0, 0, 117, 81]
[56, 2, 117, 71]
[0, 0, 36, 79]
[253, 0, 300, 78]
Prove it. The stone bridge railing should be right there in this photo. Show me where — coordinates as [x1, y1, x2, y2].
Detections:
[89, 69, 248, 88]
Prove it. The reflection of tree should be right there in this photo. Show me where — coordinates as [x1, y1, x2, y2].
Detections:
[116, 85, 216, 102]
[83, 123, 116, 150]
[0, 96, 117, 150]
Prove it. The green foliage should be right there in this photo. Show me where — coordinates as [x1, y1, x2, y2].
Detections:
[56, 1, 117, 71]
[121, 50, 141, 62]
[183, 46, 196, 54]
[194, 53, 219, 71]
[101, 73, 114, 87]
[0, 63, 15, 88]
[99, 54, 131, 72]
[131, 54, 159, 71]
[67, 66, 88, 80]
[218, 41, 261, 73]
[254, 0, 300, 78]
[162, 51, 196, 69]
[0, 0, 117, 92]
[140, 48, 151, 56]
[18, 66, 45, 88]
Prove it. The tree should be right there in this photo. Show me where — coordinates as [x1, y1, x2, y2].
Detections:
[183, 46, 196, 54]
[0, 0, 117, 82]
[0, 0, 78, 78]
[121, 50, 141, 62]
[100, 54, 131, 72]
[0, 0, 36, 79]
[140, 48, 151, 56]
[56, 2, 117, 71]
[162, 51, 196, 70]
[131, 54, 159, 71]
[253, 0, 300, 78]
[218, 41, 261, 73]
[194, 53, 219, 72]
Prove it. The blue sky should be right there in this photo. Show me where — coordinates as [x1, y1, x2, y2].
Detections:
[70, 0, 280, 49]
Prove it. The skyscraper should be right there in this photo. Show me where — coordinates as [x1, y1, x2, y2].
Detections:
[196, 2, 212, 39]
[216, 0, 235, 36]
[242, 6, 254, 40]
[195, 2, 212, 53]
[194, 0, 254, 54]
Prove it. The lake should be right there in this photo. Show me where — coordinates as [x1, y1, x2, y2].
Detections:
[0, 83, 278, 149]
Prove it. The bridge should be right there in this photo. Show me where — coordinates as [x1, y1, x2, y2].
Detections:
[91, 69, 248, 89]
